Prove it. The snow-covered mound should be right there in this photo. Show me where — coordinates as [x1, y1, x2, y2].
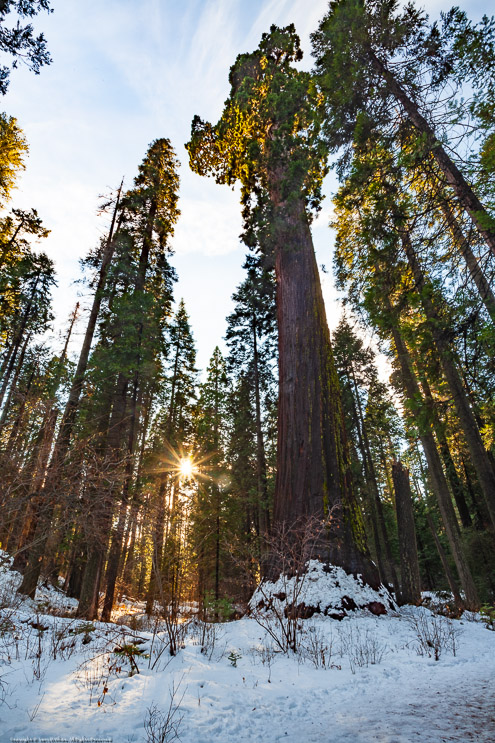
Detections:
[0, 548, 78, 615]
[249, 559, 396, 619]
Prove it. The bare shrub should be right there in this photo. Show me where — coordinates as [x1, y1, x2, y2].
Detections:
[300, 626, 337, 669]
[253, 642, 276, 667]
[339, 624, 387, 674]
[0, 567, 23, 612]
[48, 618, 82, 661]
[143, 678, 185, 743]
[405, 608, 462, 661]
[189, 618, 220, 661]
[149, 546, 191, 658]
[250, 516, 328, 653]
[75, 625, 150, 704]
[146, 615, 188, 673]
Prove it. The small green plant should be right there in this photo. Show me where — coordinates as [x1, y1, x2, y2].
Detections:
[479, 604, 495, 631]
[203, 591, 234, 622]
[228, 651, 241, 667]
[70, 622, 96, 635]
[113, 643, 149, 676]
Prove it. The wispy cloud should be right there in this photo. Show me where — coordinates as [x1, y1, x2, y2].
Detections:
[5, 0, 478, 371]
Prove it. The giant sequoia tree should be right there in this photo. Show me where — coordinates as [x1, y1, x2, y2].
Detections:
[187, 25, 378, 585]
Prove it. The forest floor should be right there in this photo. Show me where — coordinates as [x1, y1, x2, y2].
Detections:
[0, 555, 494, 743]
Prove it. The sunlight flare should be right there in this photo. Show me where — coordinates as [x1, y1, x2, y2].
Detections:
[179, 456, 196, 479]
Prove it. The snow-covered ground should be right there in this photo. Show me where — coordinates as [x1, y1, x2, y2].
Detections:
[1, 555, 494, 743]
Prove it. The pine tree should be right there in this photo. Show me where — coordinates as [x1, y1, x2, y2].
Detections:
[332, 146, 483, 608]
[312, 0, 495, 255]
[332, 316, 400, 595]
[225, 254, 276, 539]
[145, 299, 198, 615]
[0, 1, 52, 94]
[18, 140, 180, 607]
[0, 114, 28, 204]
[191, 347, 231, 613]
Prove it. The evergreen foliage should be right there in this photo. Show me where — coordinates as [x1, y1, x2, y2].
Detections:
[1, 0, 494, 620]
[0, 0, 52, 94]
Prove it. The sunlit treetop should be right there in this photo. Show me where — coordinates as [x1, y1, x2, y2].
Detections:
[0, 112, 27, 206]
[123, 137, 181, 253]
[186, 24, 328, 225]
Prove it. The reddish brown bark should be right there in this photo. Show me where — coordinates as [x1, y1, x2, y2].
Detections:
[270, 192, 379, 587]
[392, 460, 421, 605]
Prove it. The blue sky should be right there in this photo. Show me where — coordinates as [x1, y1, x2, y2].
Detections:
[2, 0, 489, 373]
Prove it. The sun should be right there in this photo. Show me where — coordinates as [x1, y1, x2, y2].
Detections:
[178, 457, 195, 479]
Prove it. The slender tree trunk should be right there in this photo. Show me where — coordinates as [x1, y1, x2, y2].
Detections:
[439, 200, 495, 323]
[425, 511, 464, 609]
[252, 318, 270, 536]
[76, 546, 104, 619]
[369, 50, 495, 257]
[403, 233, 495, 531]
[121, 501, 138, 588]
[76, 376, 128, 617]
[348, 392, 387, 583]
[417, 373, 472, 529]
[146, 477, 167, 615]
[461, 455, 488, 529]
[9, 405, 58, 566]
[392, 460, 421, 605]
[215, 494, 220, 607]
[385, 296, 479, 609]
[349, 369, 400, 595]
[100, 402, 137, 621]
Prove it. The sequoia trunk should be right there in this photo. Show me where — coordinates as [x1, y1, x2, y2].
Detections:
[271, 193, 379, 586]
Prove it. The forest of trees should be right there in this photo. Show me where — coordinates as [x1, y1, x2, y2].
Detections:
[0, 0, 494, 623]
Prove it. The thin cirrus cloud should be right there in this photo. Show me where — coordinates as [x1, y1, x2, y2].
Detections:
[3, 0, 479, 370]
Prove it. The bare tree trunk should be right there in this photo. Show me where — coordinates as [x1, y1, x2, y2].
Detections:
[392, 460, 421, 605]
[386, 297, 479, 609]
[10, 405, 58, 568]
[439, 201, 495, 323]
[403, 233, 495, 531]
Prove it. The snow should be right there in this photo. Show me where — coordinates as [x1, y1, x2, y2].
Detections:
[1, 555, 494, 742]
[249, 559, 396, 618]
[0, 550, 79, 617]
